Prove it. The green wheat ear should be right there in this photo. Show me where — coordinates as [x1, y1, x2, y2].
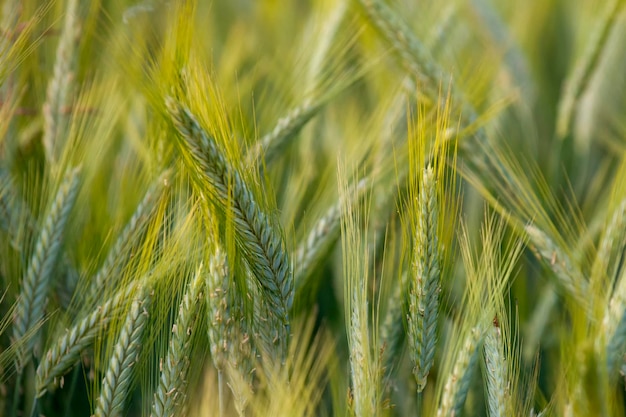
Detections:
[151, 264, 204, 417]
[13, 166, 81, 371]
[165, 97, 293, 358]
[407, 166, 441, 393]
[94, 288, 151, 417]
[36, 282, 141, 397]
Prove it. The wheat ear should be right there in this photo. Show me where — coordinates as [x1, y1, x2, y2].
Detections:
[341, 172, 379, 417]
[357, 0, 481, 126]
[247, 98, 322, 167]
[36, 282, 139, 397]
[357, 0, 441, 93]
[483, 318, 507, 417]
[525, 224, 588, 306]
[42, 0, 79, 165]
[205, 248, 230, 417]
[94, 290, 151, 417]
[12, 166, 81, 370]
[437, 327, 482, 417]
[206, 247, 229, 371]
[87, 171, 168, 301]
[380, 271, 407, 380]
[205, 247, 255, 415]
[295, 178, 368, 293]
[556, 0, 624, 139]
[166, 98, 292, 347]
[407, 166, 441, 392]
[151, 264, 204, 417]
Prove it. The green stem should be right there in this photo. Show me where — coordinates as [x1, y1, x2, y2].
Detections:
[218, 369, 225, 417]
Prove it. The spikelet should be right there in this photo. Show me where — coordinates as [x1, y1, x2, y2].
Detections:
[379, 270, 407, 380]
[294, 177, 369, 293]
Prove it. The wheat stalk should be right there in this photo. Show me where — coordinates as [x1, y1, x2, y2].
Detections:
[151, 264, 204, 417]
[94, 289, 150, 417]
[36, 282, 139, 397]
[205, 248, 230, 417]
[205, 246, 256, 416]
[12, 166, 81, 370]
[42, 0, 80, 166]
[166, 97, 293, 353]
[407, 166, 441, 392]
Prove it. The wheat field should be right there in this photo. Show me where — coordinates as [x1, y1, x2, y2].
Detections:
[1, 0, 625, 416]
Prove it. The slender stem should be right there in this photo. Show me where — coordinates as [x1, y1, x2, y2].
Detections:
[63, 366, 81, 417]
[11, 371, 23, 417]
[416, 391, 423, 417]
[218, 369, 225, 417]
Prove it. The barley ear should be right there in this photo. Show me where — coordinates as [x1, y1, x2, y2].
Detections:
[151, 264, 204, 417]
[42, 0, 80, 166]
[356, 0, 441, 95]
[525, 224, 588, 306]
[206, 247, 255, 415]
[247, 98, 323, 168]
[35, 282, 139, 397]
[483, 318, 507, 417]
[556, 0, 624, 139]
[87, 170, 169, 302]
[407, 166, 441, 392]
[379, 270, 407, 381]
[94, 290, 151, 417]
[295, 178, 368, 294]
[437, 327, 483, 417]
[166, 97, 292, 356]
[12, 166, 81, 370]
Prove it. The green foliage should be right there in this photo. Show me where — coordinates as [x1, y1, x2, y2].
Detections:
[1, 0, 626, 416]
